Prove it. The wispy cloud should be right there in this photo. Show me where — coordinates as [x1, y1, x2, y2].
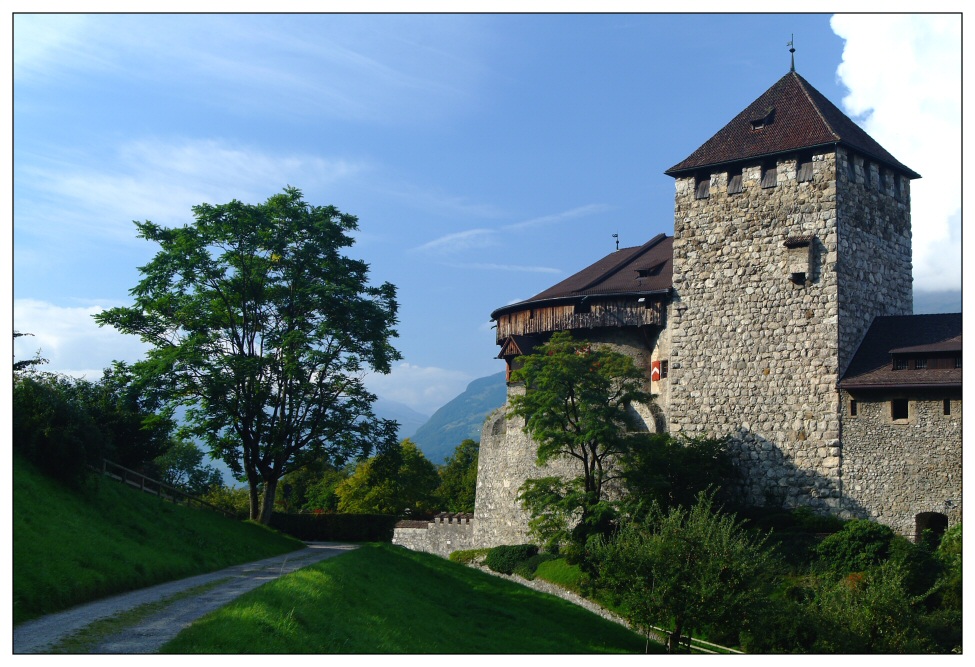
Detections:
[364, 362, 474, 415]
[447, 262, 562, 274]
[16, 138, 366, 242]
[830, 14, 960, 293]
[504, 203, 613, 231]
[411, 203, 609, 262]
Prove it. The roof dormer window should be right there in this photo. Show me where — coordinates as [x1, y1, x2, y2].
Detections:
[750, 106, 775, 131]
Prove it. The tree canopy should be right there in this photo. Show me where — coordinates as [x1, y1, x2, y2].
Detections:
[508, 331, 652, 555]
[95, 187, 400, 523]
[335, 439, 440, 516]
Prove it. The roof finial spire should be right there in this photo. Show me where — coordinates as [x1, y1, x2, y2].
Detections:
[788, 34, 796, 72]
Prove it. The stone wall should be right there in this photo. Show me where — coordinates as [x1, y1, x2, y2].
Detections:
[840, 390, 962, 536]
[472, 326, 664, 548]
[835, 147, 913, 375]
[669, 151, 847, 511]
[391, 513, 475, 558]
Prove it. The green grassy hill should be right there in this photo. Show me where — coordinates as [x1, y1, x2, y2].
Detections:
[13, 455, 304, 625]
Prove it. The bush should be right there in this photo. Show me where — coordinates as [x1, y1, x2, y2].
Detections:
[448, 548, 491, 565]
[484, 543, 538, 575]
[815, 519, 895, 575]
[513, 552, 555, 580]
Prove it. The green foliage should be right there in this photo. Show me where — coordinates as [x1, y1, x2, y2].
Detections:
[13, 454, 302, 624]
[335, 439, 440, 517]
[161, 544, 651, 654]
[590, 493, 778, 653]
[513, 552, 556, 580]
[435, 439, 479, 513]
[13, 331, 48, 373]
[153, 438, 224, 496]
[200, 484, 251, 519]
[448, 548, 491, 564]
[533, 557, 586, 593]
[620, 432, 737, 515]
[13, 374, 105, 486]
[484, 544, 539, 575]
[509, 331, 653, 554]
[815, 519, 896, 574]
[94, 187, 401, 524]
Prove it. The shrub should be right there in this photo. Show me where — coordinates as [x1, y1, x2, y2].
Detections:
[815, 519, 895, 575]
[484, 543, 538, 575]
[513, 552, 555, 580]
[448, 548, 490, 565]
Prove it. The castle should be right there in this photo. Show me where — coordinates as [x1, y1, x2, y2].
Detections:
[393, 67, 961, 556]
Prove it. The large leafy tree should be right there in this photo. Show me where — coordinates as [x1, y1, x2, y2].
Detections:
[335, 439, 440, 516]
[435, 438, 479, 513]
[508, 331, 652, 556]
[591, 493, 778, 653]
[95, 187, 400, 524]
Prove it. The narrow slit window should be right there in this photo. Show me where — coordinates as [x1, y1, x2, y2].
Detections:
[850, 399, 858, 417]
[695, 175, 711, 200]
[943, 399, 951, 416]
[728, 171, 743, 194]
[661, 360, 669, 379]
[796, 155, 813, 183]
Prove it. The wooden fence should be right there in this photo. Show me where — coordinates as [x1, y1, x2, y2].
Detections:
[94, 459, 237, 519]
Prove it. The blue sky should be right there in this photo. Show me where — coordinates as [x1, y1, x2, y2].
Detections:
[11, 11, 962, 416]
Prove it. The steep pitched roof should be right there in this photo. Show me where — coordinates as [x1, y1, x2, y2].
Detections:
[840, 313, 962, 390]
[665, 71, 920, 179]
[491, 234, 673, 319]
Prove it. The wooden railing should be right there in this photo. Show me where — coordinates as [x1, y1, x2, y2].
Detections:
[94, 459, 237, 519]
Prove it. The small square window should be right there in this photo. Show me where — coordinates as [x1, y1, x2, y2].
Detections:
[893, 358, 908, 371]
[914, 358, 927, 370]
[891, 399, 909, 421]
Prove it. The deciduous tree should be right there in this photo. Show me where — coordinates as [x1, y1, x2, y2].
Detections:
[95, 187, 400, 524]
[508, 331, 652, 556]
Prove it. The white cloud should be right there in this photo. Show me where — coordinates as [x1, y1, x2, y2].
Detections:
[13, 299, 150, 378]
[412, 228, 499, 254]
[364, 362, 474, 415]
[830, 14, 961, 293]
[17, 138, 365, 242]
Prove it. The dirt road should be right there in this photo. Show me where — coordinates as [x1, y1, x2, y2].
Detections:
[13, 542, 358, 654]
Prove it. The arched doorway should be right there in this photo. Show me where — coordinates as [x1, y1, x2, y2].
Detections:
[915, 512, 949, 545]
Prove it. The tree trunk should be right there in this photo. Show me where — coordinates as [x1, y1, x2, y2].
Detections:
[246, 470, 260, 522]
[668, 619, 684, 654]
[258, 476, 278, 525]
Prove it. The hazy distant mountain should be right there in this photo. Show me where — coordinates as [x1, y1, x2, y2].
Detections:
[914, 290, 962, 314]
[410, 372, 507, 464]
[373, 398, 430, 442]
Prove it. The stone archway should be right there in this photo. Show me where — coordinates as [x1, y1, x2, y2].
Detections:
[915, 512, 949, 545]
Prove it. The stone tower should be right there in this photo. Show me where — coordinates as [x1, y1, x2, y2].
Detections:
[664, 70, 919, 513]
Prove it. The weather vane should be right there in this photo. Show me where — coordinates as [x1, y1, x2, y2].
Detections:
[613, 233, 619, 251]
[788, 34, 796, 72]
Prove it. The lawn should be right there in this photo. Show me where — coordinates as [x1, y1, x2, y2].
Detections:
[162, 543, 655, 653]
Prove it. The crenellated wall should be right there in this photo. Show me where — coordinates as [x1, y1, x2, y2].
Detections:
[391, 513, 476, 557]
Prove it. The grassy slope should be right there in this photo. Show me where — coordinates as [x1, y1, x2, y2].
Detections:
[162, 543, 654, 654]
[13, 455, 304, 624]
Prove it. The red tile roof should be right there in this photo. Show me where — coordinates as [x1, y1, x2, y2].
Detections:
[840, 314, 962, 390]
[666, 71, 920, 179]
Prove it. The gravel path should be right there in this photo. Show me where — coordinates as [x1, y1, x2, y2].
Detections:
[13, 542, 358, 654]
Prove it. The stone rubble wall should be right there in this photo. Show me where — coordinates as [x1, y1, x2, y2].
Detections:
[391, 514, 475, 558]
[840, 391, 962, 535]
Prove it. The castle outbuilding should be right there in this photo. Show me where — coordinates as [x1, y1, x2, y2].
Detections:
[393, 66, 961, 556]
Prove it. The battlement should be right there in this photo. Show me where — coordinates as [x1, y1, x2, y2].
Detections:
[392, 512, 476, 557]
